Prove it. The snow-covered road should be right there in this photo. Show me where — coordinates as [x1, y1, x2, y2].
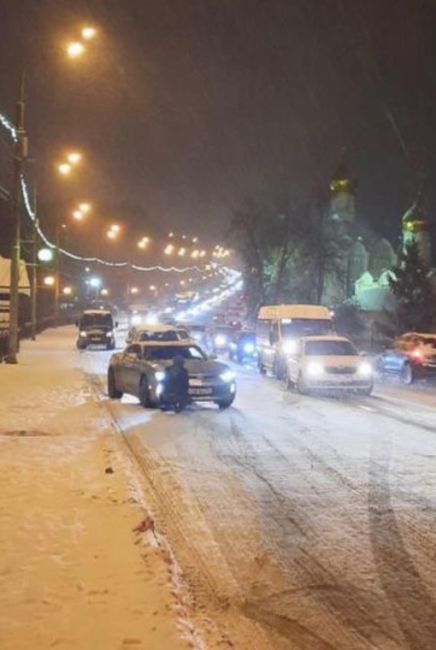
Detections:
[83, 330, 436, 650]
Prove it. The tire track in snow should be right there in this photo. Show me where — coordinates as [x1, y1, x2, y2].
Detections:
[216, 411, 404, 650]
[369, 435, 436, 650]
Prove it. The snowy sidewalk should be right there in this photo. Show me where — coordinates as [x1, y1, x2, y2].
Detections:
[0, 328, 196, 650]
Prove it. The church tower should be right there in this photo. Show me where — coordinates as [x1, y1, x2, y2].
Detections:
[329, 160, 356, 236]
[402, 195, 431, 266]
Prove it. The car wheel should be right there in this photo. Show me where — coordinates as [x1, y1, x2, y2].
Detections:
[297, 372, 308, 395]
[216, 397, 234, 409]
[77, 341, 87, 350]
[107, 368, 122, 399]
[358, 383, 373, 396]
[401, 363, 413, 385]
[139, 376, 155, 408]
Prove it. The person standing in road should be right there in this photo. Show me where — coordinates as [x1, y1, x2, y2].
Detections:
[160, 355, 190, 412]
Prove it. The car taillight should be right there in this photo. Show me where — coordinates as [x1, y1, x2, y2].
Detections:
[411, 348, 424, 362]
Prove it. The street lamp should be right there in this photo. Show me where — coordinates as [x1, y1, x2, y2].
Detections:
[78, 202, 91, 213]
[67, 41, 86, 59]
[62, 286, 73, 296]
[67, 151, 82, 165]
[164, 244, 174, 255]
[130, 287, 139, 295]
[43, 275, 56, 287]
[82, 26, 97, 40]
[37, 248, 54, 262]
[58, 162, 72, 176]
[138, 236, 150, 249]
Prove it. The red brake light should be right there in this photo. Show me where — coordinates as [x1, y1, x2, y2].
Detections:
[411, 348, 424, 362]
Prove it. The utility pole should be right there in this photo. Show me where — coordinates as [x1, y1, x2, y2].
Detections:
[30, 185, 38, 340]
[6, 67, 27, 364]
[54, 219, 60, 327]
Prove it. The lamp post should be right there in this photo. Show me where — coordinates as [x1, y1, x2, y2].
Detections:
[30, 185, 38, 340]
[6, 67, 27, 363]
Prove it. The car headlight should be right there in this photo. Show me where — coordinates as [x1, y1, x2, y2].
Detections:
[243, 342, 255, 354]
[282, 339, 297, 354]
[357, 361, 372, 378]
[215, 334, 227, 347]
[155, 371, 166, 382]
[220, 370, 235, 382]
[156, 383, 164, 397]
[131, 315, 142, 325]
[79, 331, 87, 337]
[306, 362, 324, 377]
[106, 331, 114, 337]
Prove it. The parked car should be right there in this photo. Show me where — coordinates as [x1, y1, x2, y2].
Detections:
[229, 330, 257, 363]
[76, 310, 117, 350]
[377, 332, 436, 384]
[126, 324, 191, 345]
[286, 335, 373, 395]
[107, 341, 236, 409]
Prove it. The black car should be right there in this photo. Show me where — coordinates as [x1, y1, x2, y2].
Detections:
[229, 330, 257, 363]
[76, 310, 116, 350]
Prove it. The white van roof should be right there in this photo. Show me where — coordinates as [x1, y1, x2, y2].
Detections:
[258, 304, 332, 321]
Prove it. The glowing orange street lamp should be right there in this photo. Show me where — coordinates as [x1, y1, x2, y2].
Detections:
[82, 26, 97, 40]
[66, 41, 86, 59]
[67, 151, 82, 165]
[58, 162, 72, 176]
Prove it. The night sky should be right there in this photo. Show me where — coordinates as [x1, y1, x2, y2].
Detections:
[1, 0, 436, 257]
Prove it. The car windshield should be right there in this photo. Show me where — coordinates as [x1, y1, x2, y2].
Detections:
[305, 340, 357, 356]
[139, 330, 180, 342]
[80, 313, 113, 328]
[143, 345, 207, 360]
[281, 319, 332, 337]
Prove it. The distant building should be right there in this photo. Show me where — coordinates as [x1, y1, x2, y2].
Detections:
[321, 160, 398, 309]
[0, 255, 31, 327]
[402, 195, 432, 266]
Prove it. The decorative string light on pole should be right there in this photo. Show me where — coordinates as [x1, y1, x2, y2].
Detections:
[0, 113, 17, 141]
[0, 110, 228, 275]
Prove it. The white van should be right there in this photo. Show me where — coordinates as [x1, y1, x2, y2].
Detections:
[256, 304, 334, 379]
